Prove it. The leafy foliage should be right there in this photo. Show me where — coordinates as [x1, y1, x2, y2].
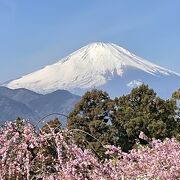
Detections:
[172, 88, 180, 100]
[112, 85, 178, 147]
[67, 85, 180, 152]
[41, 118, 62, 134]
[67, 89, 114, 157]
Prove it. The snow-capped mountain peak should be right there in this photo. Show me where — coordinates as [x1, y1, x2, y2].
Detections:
[4, 42, 180, 97]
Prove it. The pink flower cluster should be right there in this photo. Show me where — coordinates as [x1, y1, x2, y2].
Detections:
[0, 121, 179, 179]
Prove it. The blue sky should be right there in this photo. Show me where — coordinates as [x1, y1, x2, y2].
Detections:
[0, 0, 180, 83]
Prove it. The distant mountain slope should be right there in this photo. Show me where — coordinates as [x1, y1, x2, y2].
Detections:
[4, 42, 180, 98]
[29, 90, 80, 118]
[0, 86, 42, 105]
[0, 87, 80, 125]
[0, 95, 37, 123]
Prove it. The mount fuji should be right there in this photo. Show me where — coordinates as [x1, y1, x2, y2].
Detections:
[4, 42, 180, 98]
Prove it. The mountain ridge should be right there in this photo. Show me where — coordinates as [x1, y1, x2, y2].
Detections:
[3, 42, 180, 98]
[0, 87, 80, 125]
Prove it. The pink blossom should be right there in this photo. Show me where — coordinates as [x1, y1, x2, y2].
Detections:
[0, 120, 179, 179]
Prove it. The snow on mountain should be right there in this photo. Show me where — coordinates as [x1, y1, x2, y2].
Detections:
[4, 42, 180, 98]
[127, 80, 143, 89]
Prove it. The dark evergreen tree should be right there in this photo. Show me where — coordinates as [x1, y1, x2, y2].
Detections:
[41, 118, 62, 134]
[171, 88, 180, 140]
[111, 84, 178, 147]
[67, 89, 125, 157]
[67, 85, 179, 155]
[172, 88, 180, 100]
[67, 89, 130, 156]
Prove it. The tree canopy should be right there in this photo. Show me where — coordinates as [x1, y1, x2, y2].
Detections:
[67, 85, 180, 153]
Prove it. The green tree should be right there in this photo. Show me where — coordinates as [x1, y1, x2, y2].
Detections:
[171, 88, 180, 140]
[111, 84, 178, 147]
[172, 88, 180, 100]
[41, 118, 62, 134]
[171, 88, 180, 120]
[67, 85, 179, 155]
[67, 89, 128, 157]
[67, 89, 108, 151]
